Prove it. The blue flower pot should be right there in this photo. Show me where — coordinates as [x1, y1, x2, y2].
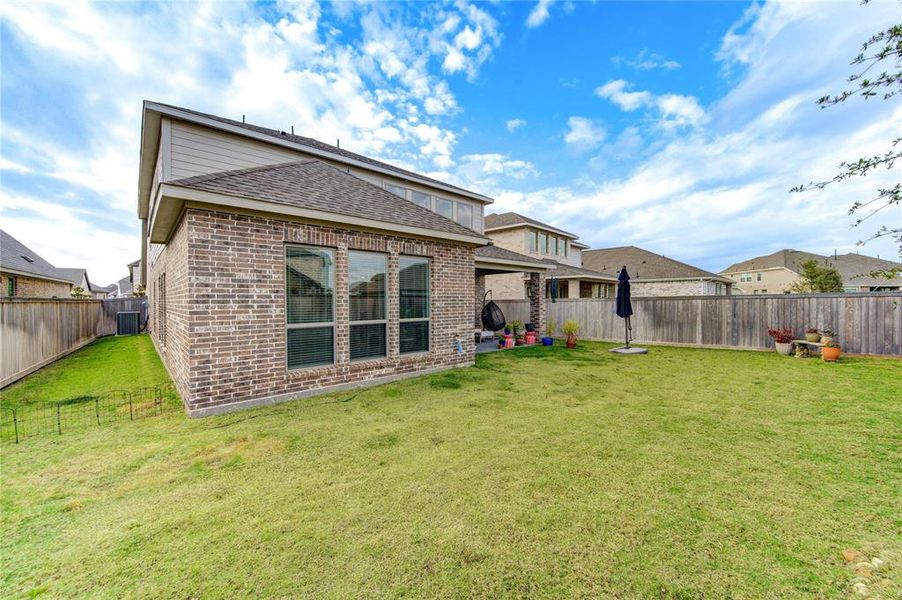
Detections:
[541, 337, 554, 346]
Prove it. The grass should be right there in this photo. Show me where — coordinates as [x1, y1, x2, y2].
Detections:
[1, 335, 171, 408]
[1, 337, 900, 598]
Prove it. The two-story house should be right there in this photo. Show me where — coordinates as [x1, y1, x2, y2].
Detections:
[137, 102, 548, 416]
[482, 212, 617, 300]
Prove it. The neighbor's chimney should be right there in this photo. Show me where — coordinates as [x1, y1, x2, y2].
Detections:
[242, 114, 246, 123]
[291, 126, 294, 135]
[336, 138, 340, 148]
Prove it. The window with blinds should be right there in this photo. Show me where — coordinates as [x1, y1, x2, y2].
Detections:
[399, 256, 430, 353]
[349, 251, 387, 360]
[286, 245, 335, 368]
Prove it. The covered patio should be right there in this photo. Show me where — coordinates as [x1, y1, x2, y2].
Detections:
[474, 245, 550, 352]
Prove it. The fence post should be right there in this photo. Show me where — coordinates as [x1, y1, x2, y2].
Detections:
[56, 403, 62, 435]
[13, 408, 19, 444]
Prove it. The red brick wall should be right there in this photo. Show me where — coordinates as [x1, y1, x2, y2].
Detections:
[152, 208, 475, 415]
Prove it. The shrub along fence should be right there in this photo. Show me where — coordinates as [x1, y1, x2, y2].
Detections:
[0, 383, 176, 444]
[495, 293, 902, 356]
[0, 297, 147, 387]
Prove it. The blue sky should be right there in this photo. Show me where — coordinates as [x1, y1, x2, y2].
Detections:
[1, 0, 899, 283]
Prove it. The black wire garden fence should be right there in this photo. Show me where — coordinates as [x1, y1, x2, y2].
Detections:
[0, 383, 179, 444]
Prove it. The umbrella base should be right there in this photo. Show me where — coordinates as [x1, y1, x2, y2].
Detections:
[610, 346, 648, 354]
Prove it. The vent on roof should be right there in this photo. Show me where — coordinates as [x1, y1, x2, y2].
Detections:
[21, 255, 34, 263]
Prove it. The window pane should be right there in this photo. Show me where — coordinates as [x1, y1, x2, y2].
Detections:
[527, 231, 536, 252]
[400, 321, 429, 354]
[435, 197, 453, 218]
[538, 233, 546, 254]
[400, 257, 429, 319]
[455, 202, 473, 228]
[286, 246, 334, 324]
[385, 183, 407, 199]
[350, 323, 386, 360]
[411, 191, 431, 208]
[349, 251, 386, 321]
[288, 327, 334, 368]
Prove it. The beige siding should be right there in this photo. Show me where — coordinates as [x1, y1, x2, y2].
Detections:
[723, 267, 799, 295]
[162, 120, 485, 234]
[485, 272, 526, 299]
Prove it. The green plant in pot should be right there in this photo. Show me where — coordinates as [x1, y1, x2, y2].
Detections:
[542, 319, 557, 346]
[510, 320, 524, 345]
[562, 319, 580, 349]
[805, 327, 821, 343]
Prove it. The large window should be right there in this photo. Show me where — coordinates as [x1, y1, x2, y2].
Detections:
[349, 251, 387, 360]
[6, 276, 16, 297]
[411, 190, 432, 209]
[455, 202, 473, 228]
[527, 230, 537, 252]
[286, 245, 335, 369]
[399, 256, 430, 354]
[434, 197, 453, 219]
[538, 232, 547, 255]
[385, 183, 407, 199]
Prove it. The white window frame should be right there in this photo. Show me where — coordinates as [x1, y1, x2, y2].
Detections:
[399, 256, 431, 355]
[285, 244, 336, 370]
[348, 250, 388, 362]
[384, 182, 408, 199]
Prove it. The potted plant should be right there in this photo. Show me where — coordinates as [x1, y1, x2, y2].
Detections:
[510, 320, 524, 345]
[562, 319, 580, 349]
[822, 342, 841, 362]
[767, 328, 794, 355]
[820, 329, 835, 345]
[541, 319, 557, 346]
[805, 327, 821, 343]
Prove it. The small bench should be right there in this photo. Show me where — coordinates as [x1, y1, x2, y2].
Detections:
[791, 339, 824, 354]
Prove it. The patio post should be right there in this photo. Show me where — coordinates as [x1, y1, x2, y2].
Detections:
[528, 271, 546, 336]
[474, 273, 486, 328]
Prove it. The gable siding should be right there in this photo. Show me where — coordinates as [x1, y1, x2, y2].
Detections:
[164, 120, 484, 234]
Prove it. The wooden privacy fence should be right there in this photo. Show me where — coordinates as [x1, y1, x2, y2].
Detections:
[495, 293, 902, 356]
[1, 297, 147, 387]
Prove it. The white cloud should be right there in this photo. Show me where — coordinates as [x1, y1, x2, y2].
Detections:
[595, 79, 708, 130]
[564, 117, 605, 153]
[526, 0, 554, 29]
[595, 80, 651, 111]
[505, 118, 527, 132]
[613, 49, 681, 71]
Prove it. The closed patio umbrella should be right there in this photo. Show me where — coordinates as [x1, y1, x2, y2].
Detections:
[611, 266, 647, 354]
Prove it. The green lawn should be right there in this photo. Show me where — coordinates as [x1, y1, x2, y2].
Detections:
[2, 336, 900, 598]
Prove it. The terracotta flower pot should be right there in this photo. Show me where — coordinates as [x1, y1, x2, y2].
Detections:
[566, 335, 576, 349]
[822, 346, 841, 362]
[775, 342, 793, 355]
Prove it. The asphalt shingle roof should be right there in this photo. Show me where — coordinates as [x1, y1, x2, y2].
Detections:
[475, 245, 548, 266]
[484, 212, 577, 238]
[582, 246, 729, 282]
[721, 249, 825, 274]
[540, 259, 617, 281]
[152, 102, 489, 203]
[168, 160, 487, 242]
[0, 229, 70, 283]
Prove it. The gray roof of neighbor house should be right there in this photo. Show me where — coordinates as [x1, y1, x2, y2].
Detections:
[475, 245, 549, 267]
[168, 160, 488, 243]
[484, 212, 577, 238]
[117, 276, 133, 295]
[827, 253, 902, 287]
[721, 249, 826, 275]
[148, 101, 491, 204]
[582, 246, 731, 282]
[57, 268, 100, 293]
[0, 229, 71, 283]
[540, 259, 617, 281]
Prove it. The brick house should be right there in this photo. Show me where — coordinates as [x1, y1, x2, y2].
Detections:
[0, 229, 72, 298]
[482, 212, 617, 300]
[138, 102, 546, 416]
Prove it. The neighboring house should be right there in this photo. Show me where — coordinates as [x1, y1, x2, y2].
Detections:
[582, 246, 733, 296]
[137, 101, 548, 416]
[0, 229, 72, 298]
[107, 260, 144, 298]
[482, 212, 617, 299]
[58, 268, 109, 299]
[721, 249, 902, 293]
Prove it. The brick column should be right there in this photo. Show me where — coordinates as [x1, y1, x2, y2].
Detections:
[529, 271, 546, 336]
[474, 272, 486, 329]
[334, 242, 350, 365]
[387, 248, 400, 359]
